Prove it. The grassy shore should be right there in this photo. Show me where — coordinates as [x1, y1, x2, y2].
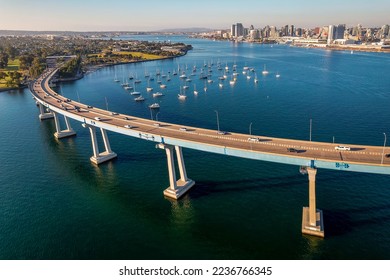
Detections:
[0, 59, 21, 89]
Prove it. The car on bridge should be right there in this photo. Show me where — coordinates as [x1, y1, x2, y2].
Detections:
[335, 145, 351, 151]
[248, 137, 261, 142]
[124, 125, 134, 129]
[179, 127, 188, 131]
[94, 117, 102, 121]
[287, 147, 298, 152]
[217, 131, 228, 135]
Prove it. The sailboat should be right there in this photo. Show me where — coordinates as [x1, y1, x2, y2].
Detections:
[114, 72, 120, 83]
[254, 74, 259, 83]
[130, 82, 141, 96]
[262, 64, 269, 75]
[146, 79, 153, 92]
[193, 84, 198, 95]
[178, 87, 187, 100]
[275, 72, 281, 78]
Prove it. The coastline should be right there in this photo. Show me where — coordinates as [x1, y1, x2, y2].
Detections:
[83, 51, 187, 76]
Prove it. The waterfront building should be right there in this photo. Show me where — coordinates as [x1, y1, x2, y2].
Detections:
[235, 23, 244, 38]
[231, 24, 236, 38]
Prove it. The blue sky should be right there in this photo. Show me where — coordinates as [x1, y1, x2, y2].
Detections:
[1, 0, 389, 31]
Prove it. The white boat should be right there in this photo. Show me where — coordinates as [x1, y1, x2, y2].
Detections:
[130, 83, 140, 95]
[153, 92, 164, 97]
[179, 72, 187, 79]
[193, 84, 198, 95]
[219, 83, 224, 88]
[178, 87, 187, 99]
[146, 80, 153, 92]
[254, 74, 259, 83]
[178, 94, 187, 100]
[275, 72, 281, 78]
[134, 96, 145, 101]
[149, 103, 160, 109]
[262, 64, 269, 75]
[160, 84, 167, 89]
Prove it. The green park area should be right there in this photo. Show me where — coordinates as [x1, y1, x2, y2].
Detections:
[0, 59, 23, 89]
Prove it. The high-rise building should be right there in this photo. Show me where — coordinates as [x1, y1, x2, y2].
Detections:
[328, 24, 346, 44]
[289, 25, 295, 36]
[328, 25, 335, 44]
[335, 24, 346, 39]
[235, 23, 244, 37]
[231, 24, 236, 38]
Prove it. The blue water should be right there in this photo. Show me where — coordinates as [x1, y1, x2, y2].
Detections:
[1, 36, 390, 259]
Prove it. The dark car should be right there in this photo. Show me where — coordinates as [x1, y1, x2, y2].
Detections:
[287, 148, 298, 152]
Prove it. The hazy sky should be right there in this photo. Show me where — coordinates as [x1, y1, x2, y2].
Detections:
[1, 0, 389, 31]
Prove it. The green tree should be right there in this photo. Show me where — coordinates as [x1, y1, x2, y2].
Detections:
[19, 54, 34, 70]
[0, 52, 9, 68]
[5, 45, 18, 60]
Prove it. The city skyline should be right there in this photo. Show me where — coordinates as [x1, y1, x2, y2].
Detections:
[1, 0, 389, 32]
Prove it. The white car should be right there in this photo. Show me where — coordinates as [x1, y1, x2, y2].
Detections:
[248, 137, 261, 142]
[335, 145, 351, 151]
[179, 127, 188, 131]
[94, 117, 101, 121]
[124, 125, 133, 129]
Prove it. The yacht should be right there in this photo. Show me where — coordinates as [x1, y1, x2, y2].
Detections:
[275, 71, 281, 78]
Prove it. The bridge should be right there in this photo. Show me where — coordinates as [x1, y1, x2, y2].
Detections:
[30, 67, 390, 238]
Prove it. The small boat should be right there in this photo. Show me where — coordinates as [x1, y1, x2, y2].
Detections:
[130, 91, 141, 96]
[254, 74, 259, 83]
[160, 84, 167, 89]
[149, 103, 160, 109]
[153, 92, 164, 97]
[262, 64, 269, 75]
[134, 96, 145, 102]
[275, 72, 281, 78]
[194, 84, 198, 95]
[178, 94, 187, 100]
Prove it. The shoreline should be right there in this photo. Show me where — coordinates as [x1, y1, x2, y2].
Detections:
[82, 51, 187, 77]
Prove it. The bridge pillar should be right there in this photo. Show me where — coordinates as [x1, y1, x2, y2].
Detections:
[53, 112, 76, 139]
[83, 124, 117, 165]
[302, 167, 325, 237]
[38, 103, 54, 120]
[157, 144, 195, 199]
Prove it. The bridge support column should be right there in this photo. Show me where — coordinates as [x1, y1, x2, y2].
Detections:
[302, 167, 325, 237]
[53, 112, 76, 139]
[157, 144, 195, 199]
[38, 103, 53, 120]
[83, 124, 117, 165]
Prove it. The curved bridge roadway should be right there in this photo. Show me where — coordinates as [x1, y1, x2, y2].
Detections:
[30, 67, 390, 238]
